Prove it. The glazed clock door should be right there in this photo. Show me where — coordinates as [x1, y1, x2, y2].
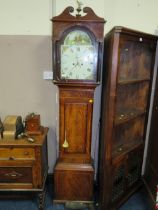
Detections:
[59, 88, 94, 163]
[55, 28, 99, 84]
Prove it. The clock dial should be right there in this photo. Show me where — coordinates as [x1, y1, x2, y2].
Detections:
[61, 30, 96, 80]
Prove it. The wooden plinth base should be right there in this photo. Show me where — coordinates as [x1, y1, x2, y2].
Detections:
[54, 161, 94, 202]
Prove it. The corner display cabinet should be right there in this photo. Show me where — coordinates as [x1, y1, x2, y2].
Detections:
[99, 27, 158, 210]
[51, 5, 105, 202]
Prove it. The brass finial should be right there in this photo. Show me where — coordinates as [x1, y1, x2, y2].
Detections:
[76, 0, 83, 16]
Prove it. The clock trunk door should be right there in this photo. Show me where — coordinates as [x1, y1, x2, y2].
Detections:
[59, 88, 94, 163]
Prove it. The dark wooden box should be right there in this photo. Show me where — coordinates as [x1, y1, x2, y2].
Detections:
[25, 114, 42, 135]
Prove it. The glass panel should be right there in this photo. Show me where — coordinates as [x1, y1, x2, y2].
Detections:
[61, 30, 96, 80]
[64, 30, 92, 45]
[113, 81, 149, 152]
[115, 82, 149, 115]
[118, 39, 154, 82]
[113, 116, 145, 151]
[111, 166, 125, 202]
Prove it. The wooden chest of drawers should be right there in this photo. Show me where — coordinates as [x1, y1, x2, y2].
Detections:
[0, 127, 48, 210]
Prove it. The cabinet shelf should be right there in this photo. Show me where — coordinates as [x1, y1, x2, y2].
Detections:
[118, 78, 150, 85]
[112, 140, 143, 161]
[115, 109, 146, 125]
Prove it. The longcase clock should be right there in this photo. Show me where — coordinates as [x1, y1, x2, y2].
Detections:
[51, 5, 105, 202]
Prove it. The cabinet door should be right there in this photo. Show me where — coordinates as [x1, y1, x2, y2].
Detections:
[59, 88, 94, 163]
[111, 146, 143, 205]
[118, 34, 156, 82]
[113, 34, 156, 153]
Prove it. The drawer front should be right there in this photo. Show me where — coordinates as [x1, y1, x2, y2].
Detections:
[0, 148, 35, 159]
[0, 167, 32, 183]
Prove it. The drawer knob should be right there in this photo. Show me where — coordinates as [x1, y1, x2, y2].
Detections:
[118, 147, 123, 152]
[139, 37, 143, 42]
[24, 151, 29, 155]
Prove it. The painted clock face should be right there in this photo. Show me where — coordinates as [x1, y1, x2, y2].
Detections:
[60, 30, 97, 80]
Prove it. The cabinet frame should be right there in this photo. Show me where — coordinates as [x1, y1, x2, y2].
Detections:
[99, 27, 157, 210]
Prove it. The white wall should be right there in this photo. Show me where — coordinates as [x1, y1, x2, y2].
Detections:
[0, 0, 52, 35]
[0, 0, 158, 35]
[53, 0, 158, 35]
[111, 0, 158, 35]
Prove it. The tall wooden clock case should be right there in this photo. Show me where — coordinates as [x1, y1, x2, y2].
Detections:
[52, 5, 105, 202]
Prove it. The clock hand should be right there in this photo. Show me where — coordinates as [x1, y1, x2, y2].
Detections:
[76, 61, 81, 67]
